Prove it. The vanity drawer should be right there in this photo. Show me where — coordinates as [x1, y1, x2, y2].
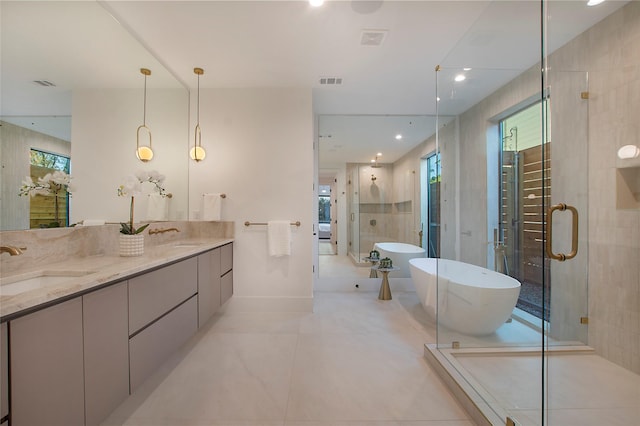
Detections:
[128, 257, 198, 334]
[129, 296, 198, 392]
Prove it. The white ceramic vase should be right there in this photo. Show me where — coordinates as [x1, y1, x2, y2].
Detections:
[119, 234, 145, 257]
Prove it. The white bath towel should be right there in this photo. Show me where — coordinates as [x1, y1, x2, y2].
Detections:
[146, 193, 169, 221]
[268, 220, 291, 257]
[201, 193, 222, 221]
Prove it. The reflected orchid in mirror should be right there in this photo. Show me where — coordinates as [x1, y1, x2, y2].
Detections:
[19, 170, 74, 227]
[19, 170, 74, 197]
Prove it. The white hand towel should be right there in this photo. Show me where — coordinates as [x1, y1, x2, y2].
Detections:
[268, 220, 291, 257]
[146, 194, 169, 221]
[202, 193, 222, 221]
[81, 219, 105, 226]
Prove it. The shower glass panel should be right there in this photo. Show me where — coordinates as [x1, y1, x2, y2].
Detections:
[347, 164, 360, 263]
[542, 0, 640, 424]
[433, 0, 549, 423]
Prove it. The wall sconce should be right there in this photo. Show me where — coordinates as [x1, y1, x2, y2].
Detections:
[136, 68, 154, 162]
[190, 67, 207, 162]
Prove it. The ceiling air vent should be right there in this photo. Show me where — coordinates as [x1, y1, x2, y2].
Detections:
[319, 77, 343, 85]
[33, 80, 56, 87]
[360, 29, 388, 46]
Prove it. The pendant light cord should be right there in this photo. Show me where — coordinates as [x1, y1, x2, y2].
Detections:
[143, 73, 147, 126]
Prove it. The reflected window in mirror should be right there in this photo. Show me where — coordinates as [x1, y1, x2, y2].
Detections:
[426, 153, 441, 258]
[27, 149, 71, 228]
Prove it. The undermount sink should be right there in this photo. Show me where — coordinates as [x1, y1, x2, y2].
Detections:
[0, 270, 95, 296]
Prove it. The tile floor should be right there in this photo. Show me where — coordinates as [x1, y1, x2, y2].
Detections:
[456, 352, 640, 425]
[105, 252, 640, 426]
[103, 291, 474, 426]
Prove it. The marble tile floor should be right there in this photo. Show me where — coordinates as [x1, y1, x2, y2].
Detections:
[455, 352, 640, 426]
[318, 253, 370, 278]
[103, 291, 475, 426]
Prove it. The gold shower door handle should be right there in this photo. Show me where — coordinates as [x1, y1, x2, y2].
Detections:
[546, 203, 579, 261]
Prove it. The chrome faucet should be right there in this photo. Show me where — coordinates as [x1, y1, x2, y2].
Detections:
[148, 227, 180, 235]
[0, 245, 26, 256]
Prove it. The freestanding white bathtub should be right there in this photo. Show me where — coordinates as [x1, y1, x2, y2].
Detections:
[374, 242, 425, 278]
[408, 258, 521, 335]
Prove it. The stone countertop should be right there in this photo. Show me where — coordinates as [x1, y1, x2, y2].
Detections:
[0, 238, 233, 322]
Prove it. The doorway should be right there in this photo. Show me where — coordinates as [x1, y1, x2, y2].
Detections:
[318, 180, 335, 255]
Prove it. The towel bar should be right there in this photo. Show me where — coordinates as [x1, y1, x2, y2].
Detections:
[244, 221, 301, 227]
[201, 193, 226, 198]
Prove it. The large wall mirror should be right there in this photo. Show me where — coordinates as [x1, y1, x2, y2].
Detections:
[0, 1, 189, 231]
[317, 114, 452, 280]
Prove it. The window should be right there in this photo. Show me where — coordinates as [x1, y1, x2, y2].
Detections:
[28, 149, 71, 228]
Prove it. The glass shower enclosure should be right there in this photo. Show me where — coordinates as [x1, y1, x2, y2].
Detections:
[430, 1, 638, 425]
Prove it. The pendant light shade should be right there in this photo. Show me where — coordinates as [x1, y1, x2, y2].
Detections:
[191, 67, 206, 162]
[136, 68, 154, 162]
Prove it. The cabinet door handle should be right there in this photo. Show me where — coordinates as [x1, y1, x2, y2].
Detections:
[546, 203, 579, 261]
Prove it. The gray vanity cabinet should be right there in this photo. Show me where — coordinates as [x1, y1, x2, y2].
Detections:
[198, 243, 234, 327]
[128, 257, 198, 334]
[10, 298, 85, 426]
[82, 281, 129, 426]
[221, 243, 233, 305]
[198, 248, 222, 326]
[128, 258, 199, 392]
[1, 322, 8, 425]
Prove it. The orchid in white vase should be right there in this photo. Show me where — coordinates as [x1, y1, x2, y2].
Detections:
[117, 170, 167, 235]
[19, 170, 74, 227]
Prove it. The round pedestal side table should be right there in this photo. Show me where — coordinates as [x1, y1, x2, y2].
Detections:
[364, 257, 380, 278]
[376, 266, 399, 300]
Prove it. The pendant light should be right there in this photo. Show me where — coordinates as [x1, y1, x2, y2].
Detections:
[190, 67, 206, 161]
[136, 68, 154, 162]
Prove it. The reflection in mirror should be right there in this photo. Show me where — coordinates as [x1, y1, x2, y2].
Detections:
[318, 115, 452, 279]
[0, 1, 188, 231]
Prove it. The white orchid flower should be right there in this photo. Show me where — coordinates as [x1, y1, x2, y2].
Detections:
[37, 174, 52, 188]
[135, 170, 149, 182]
[118, 175, 143, 197]
[19, 170, 72, 205]
[50, 170, 72, 186]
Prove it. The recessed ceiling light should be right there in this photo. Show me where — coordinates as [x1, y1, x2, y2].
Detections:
[587, 0, 605, 5]
[436, 96, 441, 102]
[377, 152, 382, 156]
[309, 0, 324, 7]
[454, 74, 466, 82]
[463, 67, 472, 71]
[395, 134, 402, 140]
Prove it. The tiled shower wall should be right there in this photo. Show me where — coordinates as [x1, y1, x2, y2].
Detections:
[452, 2, 639, 372]
[580, 2, 640, 373]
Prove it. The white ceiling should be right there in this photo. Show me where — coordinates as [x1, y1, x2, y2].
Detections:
[1, 0, 627, 157]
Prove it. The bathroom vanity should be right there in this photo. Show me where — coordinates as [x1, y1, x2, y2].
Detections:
[0, 222, 233, 426]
